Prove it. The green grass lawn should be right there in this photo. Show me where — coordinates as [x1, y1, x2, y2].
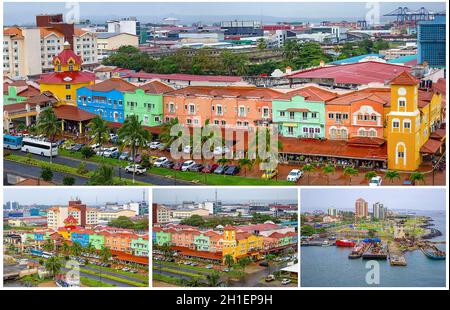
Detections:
[86, 263, 148, 282]
[80, 276, 116, 287]
[59, 149, 293, 186]
[80, 268, 148, 287]
[152, 260, 217, 274]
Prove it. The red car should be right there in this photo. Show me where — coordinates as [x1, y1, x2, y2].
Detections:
[172, 162, 183, 171]
[202, 164, 219, 173]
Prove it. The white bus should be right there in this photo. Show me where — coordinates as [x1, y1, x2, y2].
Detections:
[21, 137, 58, 157]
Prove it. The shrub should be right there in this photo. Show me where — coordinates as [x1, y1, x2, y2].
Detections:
[80, 146, 95, 159]
[41, 167, 53, 181]
[62, 176, 76, 185]
[140, 154, 151, 168]
[77, 162, 89, 175]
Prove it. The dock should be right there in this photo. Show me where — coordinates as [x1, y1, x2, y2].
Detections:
[387, 242, 407, 266]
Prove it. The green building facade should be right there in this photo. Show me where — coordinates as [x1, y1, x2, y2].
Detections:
[123, 86, 167, 127]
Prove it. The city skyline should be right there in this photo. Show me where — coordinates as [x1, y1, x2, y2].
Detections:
[3, 188, 148, 205]
[3, 2, 446, 25]
[153, 188, 298, 204]
[301, 188, 446, 212]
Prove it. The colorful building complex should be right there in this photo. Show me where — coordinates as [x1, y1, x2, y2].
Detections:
[153, 223, 297, 263]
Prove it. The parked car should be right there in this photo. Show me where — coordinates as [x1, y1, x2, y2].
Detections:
[202, 164, 219, 173]
[125, 165, 147, 175]
[110, 150, 120, 159]
[173, 162, 183, 171]
[287, 169, 303, 182]
[55, 139, 66, 147]
[90, 143, 101, 151]
[119, 152, 129, 160]
[369, 176, 382, 186]
[148, 141, 163, 150]
[183, 145, 192, 154]
[103, 147, 118, 157]
[205, 264, 213, 269]
[281, 278, 291, 285]
[213, 146, 231, 155]
[259, 261, 269, 267]
[213, 165, 228, 174]
[262, 169, 278, 180]
[223, 268, 230, 273]
[181, 160, 196, 171]
[265, 275, 275, 282]
[96, 147, 107, 156]
[224, 165, 240, 175]
[70, 143, 84, 152]
[129, 154, 142, 163]
[189, 163, 204, 172]
[153, 157, 169, 167]
[162, 160, 175, 169]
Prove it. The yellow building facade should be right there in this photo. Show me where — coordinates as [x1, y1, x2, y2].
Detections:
[38, 42, 95, 105]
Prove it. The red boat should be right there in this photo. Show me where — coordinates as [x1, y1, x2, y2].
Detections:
[336, 239, 356, 247]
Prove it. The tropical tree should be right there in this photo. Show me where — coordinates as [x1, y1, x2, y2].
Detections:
[238, 257, 252, 273]
[282, 40, 300, 62]
[45, 256, 62, 278]
[70, 242, 83, 257]
[159, 117, 180, 150]
[217, 157, 231, 167]
[186, 276, 202, 287]
[322, 165, 335, 185]
[206, 271, 222, 287]
[385, 170, 401, 183]
[99, 246, 112, 264]
[62, 176, 75, 185]
[41, 167, 53, 182]
[118, 115, 151, 183]
[87, 116, 110, 155]
[302, 164, 314, 185]
[89, 164, 115, 185]
[35, 108, 61, 163]
[343, 167, 358, 185]
[61, 242, 70, 255]
[42, 239, 54, 252]
[223, 254, 234, 268]
[409, 171, 425, 185]
[238, 158, 254, 177]
[364, 171, 377, 182]
[256, 38, 267, 50]
[84, 242, 95, 257]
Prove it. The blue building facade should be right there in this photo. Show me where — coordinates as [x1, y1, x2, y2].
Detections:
[71, 232, 90, 247]
[76, 78, 137, 123]
[417, 15, 446, 68]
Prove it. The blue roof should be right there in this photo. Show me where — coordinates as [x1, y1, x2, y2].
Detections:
[330, 54, 383, 65]
[387, 54, 417, 64]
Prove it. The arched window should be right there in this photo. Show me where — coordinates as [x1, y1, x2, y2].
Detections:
[398, 97, 406, 109]
[395, 142, 407, 166]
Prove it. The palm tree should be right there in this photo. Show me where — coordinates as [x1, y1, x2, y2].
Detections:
[99, 246, 111, 264]
[42, 239, 54, 252]
[238, 257, 251, 273]
[302, 164, 314, 185]
[87, 116, 110, 155]
[223, 254, 234, 268]
[343, 167, 358, 185]
[409, 171, 425, 185]
[256, 38, 267, 50]
[187, 276, 202, 287]
[322, 165, 335, 185]
[282, 40, 300, 62]
[61, 242, 70, 255]
[217, 157, 231, 167]
[385, 170, 401, 183]
[84, 242, 95, 257]
[118, 115, 151, 183]
[35, 108, 62, 163]
[89, 164, 115, 185]
[206, 271, 222, 287]
[45, 256, 62, 278]
[70, 242, 83, 257]
[364, 171, 377, 182]
[238, 158, 254, 177]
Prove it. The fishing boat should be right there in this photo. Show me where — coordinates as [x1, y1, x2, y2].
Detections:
[420, 246, 446, 260]
[336, 239, 356, 247]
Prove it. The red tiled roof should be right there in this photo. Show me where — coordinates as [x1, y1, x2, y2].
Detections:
[326, 88, 391, 105]
[276, 86, 337, 101]
[420, 139, 443, 154]
[288, 61, 411, 84]
[4, 27, 23, 39]
[238, 223, 280, 232]
[110, 250, 149, 265]
[38, 71, 95, 84]
[224, 225, 237, 231]
[53, 48, 82, 65]
[138, 80, 174, 94]
[172, 246, 222, 260]
[429, 129, 446, 140]
[86, 78, 137, 92]
[268, 232, 285, 239]
[389, 71, 419, 86]
[347, 137, 386, 147]
[165, 86, 281, 100]
[53, 105, 96, 122]
[14, 178, 54, 186]
[433, 78, 446, 95]
[124, 72, 242, 83]
[279, 137, 388, 160]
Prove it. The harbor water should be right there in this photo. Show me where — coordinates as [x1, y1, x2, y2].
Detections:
[301, 210, 446, 287]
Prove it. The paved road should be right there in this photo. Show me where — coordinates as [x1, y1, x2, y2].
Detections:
[5, 150, 194, 186]
[83, 264, 147, 284]
[4, 160, 88, 185]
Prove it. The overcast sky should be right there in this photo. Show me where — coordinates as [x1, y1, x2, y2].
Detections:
[4, 188, 147, 205]
[153, 188, 298, 204]
[301, 188, 446, 212]
[3, 2, 446, 25]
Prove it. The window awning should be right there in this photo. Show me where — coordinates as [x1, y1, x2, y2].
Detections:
[420, 139, 443, 154]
